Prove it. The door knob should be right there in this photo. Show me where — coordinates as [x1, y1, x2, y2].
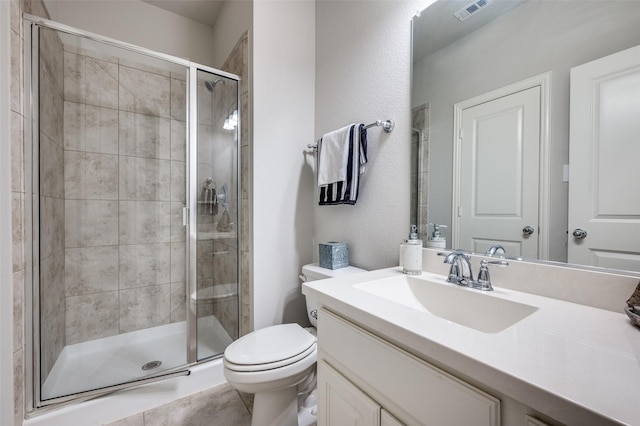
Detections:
[572, 228, 588, 239]
[522, 226, 535, 235]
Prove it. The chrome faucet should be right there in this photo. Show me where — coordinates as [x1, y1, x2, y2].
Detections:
[442, 251, 474, 285]
[485, 245, 506, 256]
[439, 251, 508, 291]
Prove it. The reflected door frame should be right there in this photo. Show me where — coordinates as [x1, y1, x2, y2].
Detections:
[452, 72, 551, 258]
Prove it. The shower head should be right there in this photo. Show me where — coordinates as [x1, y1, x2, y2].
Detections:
[204, 78, 224, 92]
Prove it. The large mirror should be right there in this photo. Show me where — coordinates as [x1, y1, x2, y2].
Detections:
[412, 0, 640, 273]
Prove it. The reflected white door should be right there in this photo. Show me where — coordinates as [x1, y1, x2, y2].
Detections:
[455, 86, 541, 257]
[569, 44, 640, 271]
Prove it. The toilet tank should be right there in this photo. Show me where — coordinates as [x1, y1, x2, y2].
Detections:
[301, 263, 367, 327]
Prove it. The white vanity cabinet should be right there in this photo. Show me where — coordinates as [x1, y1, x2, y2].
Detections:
[317, 308, 501, 426]
[317, 360, 381, 425]
[304, 266, 630, 425]
[317, 358, 409, 426]
[317, 360, 406, 426]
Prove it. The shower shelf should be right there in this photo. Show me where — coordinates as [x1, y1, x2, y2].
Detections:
[197, 231, 235, 240]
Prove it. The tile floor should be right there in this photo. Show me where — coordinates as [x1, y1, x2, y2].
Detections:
[105, 383, 251, 426]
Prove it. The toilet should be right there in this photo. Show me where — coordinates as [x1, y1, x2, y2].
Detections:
[223, 263, 366, 426]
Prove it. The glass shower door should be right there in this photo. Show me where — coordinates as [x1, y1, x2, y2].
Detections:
[33, 24, 191, 403]
[192, 69, 240, 361]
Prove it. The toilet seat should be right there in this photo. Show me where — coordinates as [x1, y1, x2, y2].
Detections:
[224, 324, 316, 372]
[224, 345, 317, 392]
[225, 343, 316, 372]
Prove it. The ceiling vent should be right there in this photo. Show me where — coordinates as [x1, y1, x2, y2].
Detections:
[454, 0, 491, 21]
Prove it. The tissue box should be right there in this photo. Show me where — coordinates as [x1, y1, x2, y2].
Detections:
[319, 242, 349, 269]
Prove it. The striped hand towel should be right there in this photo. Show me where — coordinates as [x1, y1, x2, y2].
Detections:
[317, 124, 368, 205]
[317, 124, 352, 186]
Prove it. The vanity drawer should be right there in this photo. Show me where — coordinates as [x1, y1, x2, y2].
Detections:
[318, 308, 500, 426]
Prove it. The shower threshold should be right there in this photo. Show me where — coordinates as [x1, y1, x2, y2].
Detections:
[41, 316, 232, 401]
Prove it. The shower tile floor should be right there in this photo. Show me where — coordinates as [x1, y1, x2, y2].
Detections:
[42, 316, 233, 400]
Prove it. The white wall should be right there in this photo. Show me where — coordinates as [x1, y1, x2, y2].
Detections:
[210, 0, 252, 68]
[412, 1, 640, 262]
[252, 0, 316, 329]
[0, 2, 15, 425]
[44, 0, 218, 66]
[314, 1, 420, 271]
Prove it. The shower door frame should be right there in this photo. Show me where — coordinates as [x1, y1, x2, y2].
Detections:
[23, 14, 241, 414]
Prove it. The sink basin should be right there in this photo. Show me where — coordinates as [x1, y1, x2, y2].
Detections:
[353, 275, 538, 333]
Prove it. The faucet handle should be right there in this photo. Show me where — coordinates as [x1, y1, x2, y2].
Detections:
[475, 260, 508, 291]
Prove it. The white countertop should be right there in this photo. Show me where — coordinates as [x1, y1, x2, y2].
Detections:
[302, 267, 640, 425]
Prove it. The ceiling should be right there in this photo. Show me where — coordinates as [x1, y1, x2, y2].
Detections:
[413, 0, 526, 62]
[143, 0, 526, 50]
[141, 0, 225, 27]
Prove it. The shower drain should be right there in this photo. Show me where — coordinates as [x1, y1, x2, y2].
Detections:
[141, 360, 162, 371]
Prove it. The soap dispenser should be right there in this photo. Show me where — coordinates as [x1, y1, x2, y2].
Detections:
[426, 223, 447, 249]
[402, 225, 423, 275]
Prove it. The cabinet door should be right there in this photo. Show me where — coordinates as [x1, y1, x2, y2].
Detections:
[317, 360, 381, 426]
[319, 308, 500, 426]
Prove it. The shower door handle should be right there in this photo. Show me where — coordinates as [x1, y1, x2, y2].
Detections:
[183, 207, 189, 226]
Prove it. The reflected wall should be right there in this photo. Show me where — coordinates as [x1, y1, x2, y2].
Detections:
[412, 0, 640, 262]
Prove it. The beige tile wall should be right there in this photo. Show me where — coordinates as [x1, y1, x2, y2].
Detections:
[221, 32, 251, 337]
[12, 2, 47, 423]
[61, 45, 187, 345]
[412, 104, 430, 239]
[36, 25, 66, 382]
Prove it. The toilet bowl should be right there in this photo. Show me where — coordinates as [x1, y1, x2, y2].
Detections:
[224, 324, 317, 426]
[223, 263, 366, 426]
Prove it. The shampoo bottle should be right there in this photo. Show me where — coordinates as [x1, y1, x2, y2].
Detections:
[402, 225, 423, 275]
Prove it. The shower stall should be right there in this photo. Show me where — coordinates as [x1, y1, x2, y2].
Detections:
[24, 15, 241, 409]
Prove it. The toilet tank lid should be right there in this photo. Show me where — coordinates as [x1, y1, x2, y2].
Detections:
[302, 263, 367, 281]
